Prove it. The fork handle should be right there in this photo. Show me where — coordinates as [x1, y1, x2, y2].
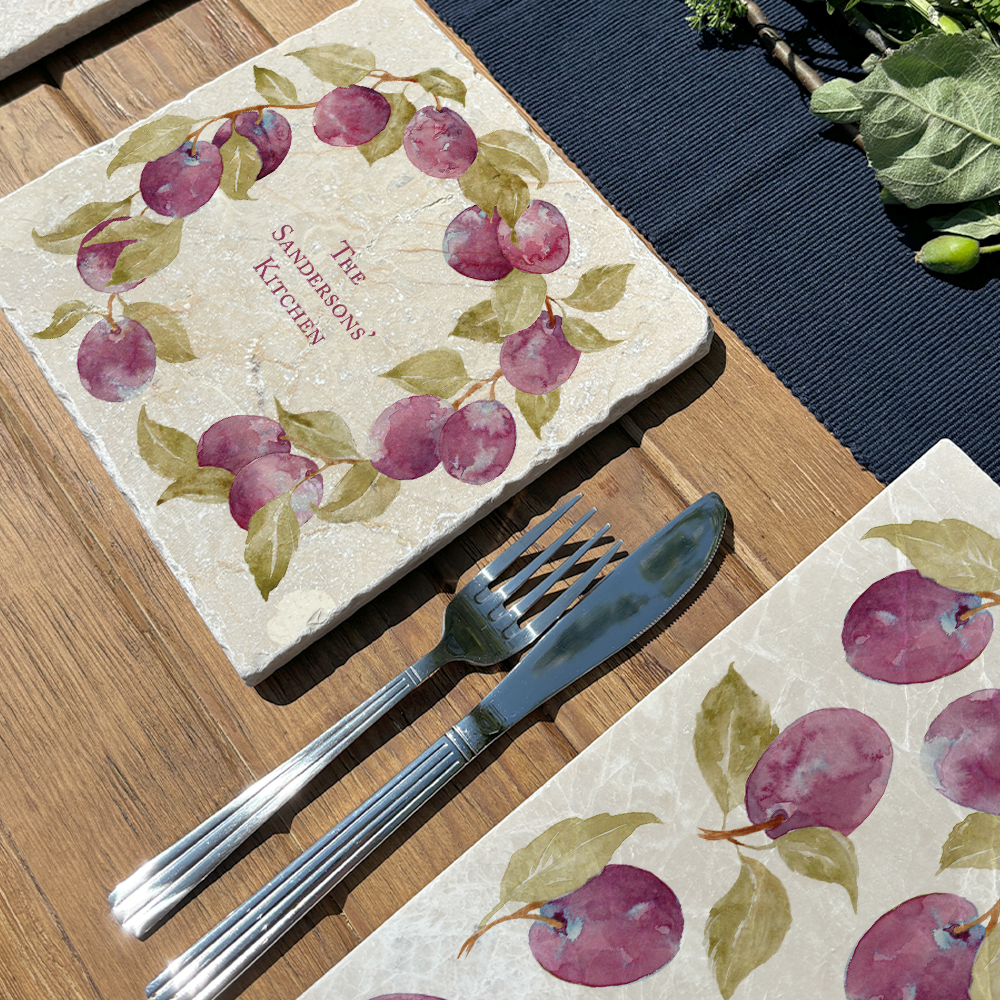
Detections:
[111, 641, 454, 938]
[147, 716, 498, 1000]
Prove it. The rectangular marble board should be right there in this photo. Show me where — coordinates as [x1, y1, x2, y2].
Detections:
[296, 439, 1000, 1000]
[0, 0, 711, 683]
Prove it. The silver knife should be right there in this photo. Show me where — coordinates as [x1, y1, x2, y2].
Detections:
[147, 492, 726, 1000]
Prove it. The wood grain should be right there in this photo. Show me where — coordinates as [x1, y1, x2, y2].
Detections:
[0, 2, 883, 1000]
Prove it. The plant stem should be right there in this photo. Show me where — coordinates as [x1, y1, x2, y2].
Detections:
[952, 895, 1000, 936]
[457, 901, 561, 959]
[452, 369, 503, 410]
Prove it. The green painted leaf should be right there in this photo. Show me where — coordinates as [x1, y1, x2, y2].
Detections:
[381, 348, 470, 398]
[516, 387, 560, 439]
[970, 913, 1000, 1000]
[479, 812, 661, 929]
[137, 405, 198, 479]
[810, 78, 862, 123]
[219, 132, 261, 201]
[157, 466, 234, 505]
[83, 215, 168, 246]
[846, 34, 1000, 208]
[478, 129, 548, 187]
[562, 316, 622, 352]
[274, 398, 359, 462]
[694, 664, 778, 817]
[286, 44, 375, 87]
[862, 519, 1000, 593]
[776, 827, 859, 911]
[492, 269, 546, 337]
[122, 302, 195, 363]
[414, 67, 467, 104]
[930, 198, 1000, 240]
[562, 264, 634, 312]
[107, 115, 197, 178]
[109, 218, 184, 286]
[358, 91, 416, 165]
[449, 300, 503, 343]
[254, 64, 298, 105]
[939, 813, 1000, 873]
[32, 197, 133, 254]
[33, 301, 93, 340]
[495, 172, 530, 233]
[312, 461, 400, 523]
[457, 152, 505, 218]
[245, 493, 299, 601]
[705, 856, 791, 1000]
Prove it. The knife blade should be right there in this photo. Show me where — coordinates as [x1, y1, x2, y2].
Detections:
[147, 492, 726, 1000]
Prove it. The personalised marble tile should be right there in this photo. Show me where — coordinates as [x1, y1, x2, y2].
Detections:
[0, 0, 710, 682]
[295, 440, 1000, 1000]
[0, 0, 146, 81]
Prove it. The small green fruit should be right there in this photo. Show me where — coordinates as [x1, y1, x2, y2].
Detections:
[916, 235, 980, 274]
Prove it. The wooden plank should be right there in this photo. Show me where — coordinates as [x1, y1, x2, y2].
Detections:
[235, 0, 356, 42]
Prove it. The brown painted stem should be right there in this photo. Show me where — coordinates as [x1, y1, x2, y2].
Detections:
[106, 294, 119, 333]
[457, 901, 561, 959]
[698, 815, 784, 843]
[952, 896, 1000, 937]
[452, 369, 503, 410]
[959, 593, 1000, 621]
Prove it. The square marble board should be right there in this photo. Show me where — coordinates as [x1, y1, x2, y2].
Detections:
[296, 439, 1000, 1000]
[0, 0, 710, 682]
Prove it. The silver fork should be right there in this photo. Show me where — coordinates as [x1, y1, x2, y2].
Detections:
[111, 493, 604, 938]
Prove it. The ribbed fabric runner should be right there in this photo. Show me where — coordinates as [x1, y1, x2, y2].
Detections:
[427, 0, 1000, 485]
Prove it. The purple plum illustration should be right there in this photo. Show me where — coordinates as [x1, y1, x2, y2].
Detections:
[197, 415, 291, 475]
[845, 894, 985, 1000]
[76, 217, 145, 294]
[496, 200, 570, 274]
[528, 865, 683, 987]
[313, 85, 391, 146]
[140, 141, 224, 217]
[499, 313, 581, 395]
[212, 110, 292, 178]
[922, 688, 1000, 813]
[403, 107, 477, 178]
[842, 570, 993, 684]
[369, 395, 451, 480]
[228, 453, 323, 530]
[77, 318, 156, 402]
[442, 206, 513, 281]
[439, 400, 516, 485]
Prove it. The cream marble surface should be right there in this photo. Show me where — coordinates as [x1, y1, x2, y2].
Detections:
[0, 0, 710, 682]
[296, 440, 1000, 1000]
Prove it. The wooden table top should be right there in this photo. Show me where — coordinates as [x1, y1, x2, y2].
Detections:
[0, 2, 882, 998]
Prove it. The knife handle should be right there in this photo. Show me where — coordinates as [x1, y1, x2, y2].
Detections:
[146, 717, 499, 1000]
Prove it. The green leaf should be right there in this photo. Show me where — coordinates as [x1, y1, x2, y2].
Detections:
[107, 115, 197, 178]
[219, 132, 261, 201]
[971, 914, 1000, 1000]
[136, 405, 198, 479]
[478, 129, 548, 187]
[694, 664, 779, 817]
[286, 44, 375, 87]
[311, 461, 400, 523]
[810, 78, 863, 123]
[847, 34, 1000, 208]
[457, 152, 505, 218]
[449, 300, 503, 343]
[253, 64, 298, 105]
[776, 827, 859, 912]
[121, 302, 196, 363]
[413, 67, 467, 104]
[82, 215, 168, 246]
[930, 198, 1000, 240]
[516, 387, 560, 439]
[31, 197, 133, 254]
[705, 856, 792, 1000]
[862, 519, 1000, 593]
[939, 813, 1000, 873]
[491, 269, 546, 337]
[495, 172, 530, 232]
[380, 348, 470, 398]
[274, 398, 359, 463]
[109, 218, 184, 286]
[562, 316, 622, 352]
[478, 812, 661, 929]
[157, 466, 234, 505]
[562, 264, 634, 312]
[33, 301, 93, 340]
[245, 493, 299, 601]
[358, 91, 416, 165]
